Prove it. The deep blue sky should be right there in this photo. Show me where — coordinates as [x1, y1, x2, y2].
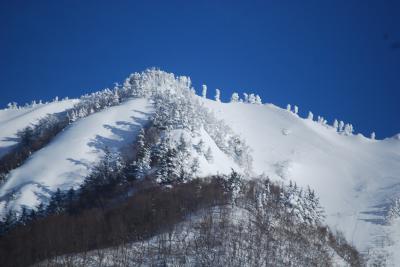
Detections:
[1, 1, 399, 138]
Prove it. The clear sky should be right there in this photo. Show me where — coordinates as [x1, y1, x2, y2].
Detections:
[0, 0, 399, 138]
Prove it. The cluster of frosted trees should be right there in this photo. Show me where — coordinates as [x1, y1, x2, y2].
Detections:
[201, 84, 262, 104]
[201, 84, 375, 140]
[67, 87, 121, 122]
[129, 129, 202, 185]
[285, 103, 376, 139]
[5, 96, 66, 110]
[122, 69, 253, 171]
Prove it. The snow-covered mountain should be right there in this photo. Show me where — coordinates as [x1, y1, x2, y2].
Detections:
[0, 69, 399, 264]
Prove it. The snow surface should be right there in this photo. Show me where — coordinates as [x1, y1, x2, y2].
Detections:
[0, 99, 78, 158]
[202, 99, 400, 263]
[0, 98, 153, 213]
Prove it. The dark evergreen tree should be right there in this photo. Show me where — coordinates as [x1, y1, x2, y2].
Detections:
[36, 202, 47, 218]
[0, 210, 17, 235]
[18, 206, 30, 225]
[47, 188, 64, 215]
[65, 188, 76, 215]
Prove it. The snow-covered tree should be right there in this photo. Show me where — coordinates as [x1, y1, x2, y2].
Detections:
[112, 89, 120, 105]
[68, 110, 78, 122]
[338, 121, 345, 132]
[343, 124, 353, 135]
[255, 94, 262, 105]
[248, 93, 256, 104]
[370, 132, 376, 140]
[7, 102, 18, 109]
[131, 128, 151, 179]
[215, 89, 221, 102]
[202, 84, 207, 98]
[156, 141, 178, 184]
[286, 104, 291, 112]
[226, 169, 243, 200]
[194, 139, 205, 154]
[243, 93, 249, 103]
[230, 92, 240, 103]
[307, 111, 313, 120]
[333, 119, 339, 131]
[294, 105, 298, 115]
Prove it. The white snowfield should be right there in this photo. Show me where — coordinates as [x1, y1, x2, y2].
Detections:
[0, 98, 153, 213]
[0, 99, 78, 158]
[202, 98, 400, 263]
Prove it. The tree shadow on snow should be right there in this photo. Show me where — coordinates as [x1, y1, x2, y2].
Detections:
[359, 203, 391, 225]
[86, 112, 150, 154]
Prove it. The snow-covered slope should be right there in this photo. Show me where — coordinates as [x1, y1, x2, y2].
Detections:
[202, 99, 400, 262]
[0, 99, 78, 158]
[0, 98, 153, 212]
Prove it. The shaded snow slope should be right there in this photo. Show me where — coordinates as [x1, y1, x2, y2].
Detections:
[0, 99, 78, 158]
[202, 99, 400, 262]
[0, 98, 153, 213]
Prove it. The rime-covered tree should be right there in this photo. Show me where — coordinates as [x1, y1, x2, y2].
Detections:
[202, 84, 207, 98]
[307, 111, 313, 120]
[194, 139, 205, 154]
[343, 124, 353, 135]
[85, 147, 124, 190]
[131, 128, 151, 179]
[215, 89, 221, 102]
[156, 144, 178, 184]
[112, 89, 120, 105]
[294, 105, 298, 114]
[243, 93, 249, 103]
[286, 104, 291, 111]
[7, 102, 18, 109]
[230, 92, 239, 103]
[176, 134, 191, 181]
[333, 119, 339, 131]
[370, 132, 376, 140]
[226, 169, 242, 200]
[338, 121, 345, 132]
[255, 94, 262, 104]
[248, 93, 256, 104]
